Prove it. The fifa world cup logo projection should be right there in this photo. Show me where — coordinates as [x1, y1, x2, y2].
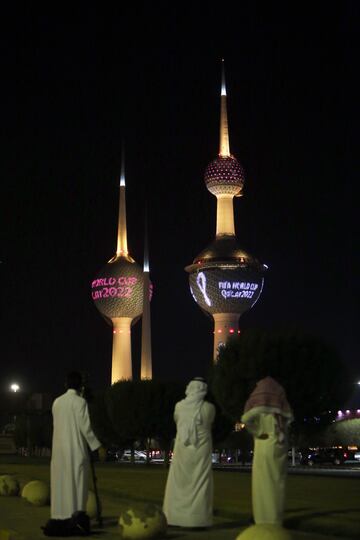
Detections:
[92, 158, 152, 383]
[185, 61, 267, 360]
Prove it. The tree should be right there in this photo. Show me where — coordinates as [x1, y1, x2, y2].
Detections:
[152, 381, 184, 465]
[324, 418, 360, 446]
[211, 329, 351, 438]
[91, 379, 234, 465]
[89, 391, 118, 448]
[93, 380, 184, 464]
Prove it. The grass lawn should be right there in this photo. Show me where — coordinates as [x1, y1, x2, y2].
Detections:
[0, 457, 359, 539]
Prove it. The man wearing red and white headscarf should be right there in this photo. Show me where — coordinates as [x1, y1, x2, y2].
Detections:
[163, 378, 215, 528]
[241, 377, 293, 526]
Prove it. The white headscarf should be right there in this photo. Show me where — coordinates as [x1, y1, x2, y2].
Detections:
[176, 379, 208, 447]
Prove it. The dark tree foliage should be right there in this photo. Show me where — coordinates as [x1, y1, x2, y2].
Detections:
[90, 379, 235, 460]
[205, 389, 234, 446]
[211, 329, 351, 431]
[154, 381, 184, 453]
[91, 380, 184, 459]
[89, 391, 118, 447]
[218, 429, 254, 455]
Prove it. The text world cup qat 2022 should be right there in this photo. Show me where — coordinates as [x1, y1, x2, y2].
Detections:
[91, 276, 138, 300]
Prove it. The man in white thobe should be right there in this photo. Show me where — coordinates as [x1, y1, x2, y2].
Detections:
[50, 372, 101, 521]
[241, 376, 293, 526]
[163, 378, 215, 528]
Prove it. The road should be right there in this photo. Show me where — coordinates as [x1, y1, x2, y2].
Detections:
[212, 462, 360, 477]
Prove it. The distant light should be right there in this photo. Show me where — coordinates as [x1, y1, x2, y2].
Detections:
[218, 329, 222, 333]
[10, 383, 20, 393]
[120, 174, 125, 187]
[221, 60, 227, 96]
[337, 410, 343, 417]
[229, 328, 234, 334]
[357, 381, 360, 385]
[237, 330, 241, 334]
[357, 410, 360, 414]
[143, 261, 149, 272]
[263, 263, 269, 270]
[346, 410, 350, 414]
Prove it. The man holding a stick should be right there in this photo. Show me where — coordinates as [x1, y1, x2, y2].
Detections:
[44, 371, 102, 536]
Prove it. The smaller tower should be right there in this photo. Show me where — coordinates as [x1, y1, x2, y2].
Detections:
[140, 215, 152, 379]
[92, 155, 144, 383]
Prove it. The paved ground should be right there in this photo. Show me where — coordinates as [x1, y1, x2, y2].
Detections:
[0, 497, 357, 540]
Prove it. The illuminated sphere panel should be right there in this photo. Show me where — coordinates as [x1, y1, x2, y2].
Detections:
[204, 156, 245, 196]
[91, 258, 145, 319]
[189, 267, 263, 315]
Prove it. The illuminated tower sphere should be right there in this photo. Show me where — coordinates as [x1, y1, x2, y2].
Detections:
[92, 158, 145, 383]
[185, 61, 266, 360]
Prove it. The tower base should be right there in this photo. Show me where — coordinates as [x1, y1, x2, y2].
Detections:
[111, 317, 133, 383]
[213, 313, 240, 361]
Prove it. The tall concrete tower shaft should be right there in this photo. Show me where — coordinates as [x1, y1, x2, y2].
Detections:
[111, 164, 132, 382]
[140, 218, 152, 379]
[111, 317, 132, 381]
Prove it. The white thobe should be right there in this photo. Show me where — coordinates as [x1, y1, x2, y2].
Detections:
[244, 412, 288, 525]
[163, 400, 215, 527]
[51, 389, 101, 519]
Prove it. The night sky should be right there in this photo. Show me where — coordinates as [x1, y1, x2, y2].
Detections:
[1, 4, 358, 395]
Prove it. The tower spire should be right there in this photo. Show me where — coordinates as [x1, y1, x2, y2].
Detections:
[219, 59, 230, 157]
[143, 210, 149, 273]
[116, 146, 128, 257]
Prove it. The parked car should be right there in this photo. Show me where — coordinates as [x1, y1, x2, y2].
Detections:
[120, 450, 147, 462]
[300, 447, 355, 466]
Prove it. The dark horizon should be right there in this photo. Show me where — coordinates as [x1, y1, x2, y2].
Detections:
[1, 4, 358, 396]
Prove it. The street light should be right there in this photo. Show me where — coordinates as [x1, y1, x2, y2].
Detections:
[10, 383, 20, 393]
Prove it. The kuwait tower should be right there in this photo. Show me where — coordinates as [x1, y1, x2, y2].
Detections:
[185, 61, 267, 360]
[92, 157, 146, 383]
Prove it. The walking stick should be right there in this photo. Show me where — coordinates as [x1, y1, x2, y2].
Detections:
[89, 449, 103, 528]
